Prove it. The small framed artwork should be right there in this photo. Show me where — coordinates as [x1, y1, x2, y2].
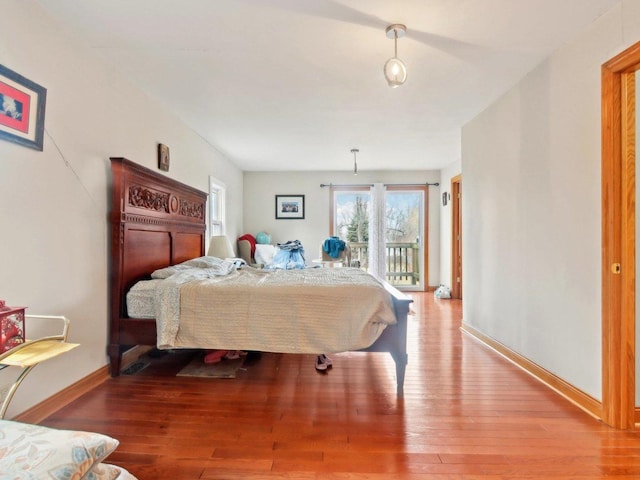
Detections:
[158, 143, 170, 171]
[0, 64, 47, 151]
[275, 194, 305, 220]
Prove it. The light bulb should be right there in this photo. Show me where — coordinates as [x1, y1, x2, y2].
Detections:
[384, 58, 407, 87]
[384, 24, 408, 88]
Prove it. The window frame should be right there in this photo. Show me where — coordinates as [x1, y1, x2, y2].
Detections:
[209, 176, 226, 237]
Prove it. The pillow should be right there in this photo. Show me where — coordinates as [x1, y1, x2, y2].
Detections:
[150, 264, 192, 279]
[86, 462, 123, 480]
[254, 244, 277, 267]
[151, 256, 227, 279]
[101, 464, 138, 480]
[182, 256, 226, 268]
[0, 419, 119, 480]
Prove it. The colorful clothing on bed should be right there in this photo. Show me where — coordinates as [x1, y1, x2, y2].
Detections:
[270, 240, 306, 269]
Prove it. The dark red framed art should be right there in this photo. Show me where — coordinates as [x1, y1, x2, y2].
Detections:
[0, 64, 46, 151]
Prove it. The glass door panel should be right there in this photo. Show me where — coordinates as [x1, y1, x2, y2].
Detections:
[385, 188, 425, 290]
[332, 188, 370, 269]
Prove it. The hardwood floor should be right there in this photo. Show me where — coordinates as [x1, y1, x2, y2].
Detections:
[41, 293, 640, 479]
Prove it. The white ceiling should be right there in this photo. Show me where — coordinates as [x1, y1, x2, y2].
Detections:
[34, 0, 619, 172]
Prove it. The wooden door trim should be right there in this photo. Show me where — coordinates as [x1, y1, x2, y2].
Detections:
[601, 41, 640, 429]
[451, 175, 462, 299]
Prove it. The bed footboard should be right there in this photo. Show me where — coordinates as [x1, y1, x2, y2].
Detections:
[360, 282, 412, 395]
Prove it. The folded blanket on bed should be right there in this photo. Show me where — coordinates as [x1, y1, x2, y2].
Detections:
[152, 258, 242, 347]
[153, 266, 396, 353]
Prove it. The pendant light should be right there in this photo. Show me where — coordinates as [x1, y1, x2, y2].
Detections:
[384, 24, 407, 88]
[351, 148, 359, 175]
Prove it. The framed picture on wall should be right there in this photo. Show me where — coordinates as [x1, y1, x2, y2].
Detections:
[0, 64, 47, 151]
[275, 194, 305, 220]
[158, 143, 170, 171]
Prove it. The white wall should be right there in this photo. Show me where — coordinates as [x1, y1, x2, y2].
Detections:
[461, 1, 640, 400]
[0, 0, 243, 417]
[243, 170, 442, 287]
[439, 160, 462, 291]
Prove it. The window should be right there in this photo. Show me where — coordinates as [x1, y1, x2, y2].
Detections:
[330, 186, 370, 269]
[209, 176, 226, 236]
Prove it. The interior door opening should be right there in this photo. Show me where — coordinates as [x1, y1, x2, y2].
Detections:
[601, 40, 640, 430]
[451, 175, 462, 299]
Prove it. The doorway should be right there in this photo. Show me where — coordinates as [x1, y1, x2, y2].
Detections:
[601, 40, 640, 429]
[451, 175, 462, 299]
[329, 185, 427, 291]
[385, 186, 427, 291]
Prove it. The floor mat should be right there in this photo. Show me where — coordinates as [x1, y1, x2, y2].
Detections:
[176, 354, 245, 379]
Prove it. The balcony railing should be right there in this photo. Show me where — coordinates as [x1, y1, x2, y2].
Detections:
[349, 242, 420, 286]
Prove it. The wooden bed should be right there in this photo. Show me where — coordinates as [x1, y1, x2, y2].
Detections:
[108, 157, 413, 394]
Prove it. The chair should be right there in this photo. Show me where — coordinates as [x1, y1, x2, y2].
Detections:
[237, 234, 264, 268]
[320, 238, 351, 266]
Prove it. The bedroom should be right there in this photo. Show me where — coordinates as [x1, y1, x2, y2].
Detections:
[1, 0, 640, 475]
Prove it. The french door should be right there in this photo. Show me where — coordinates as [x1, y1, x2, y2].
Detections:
[330, 185, 427, 291]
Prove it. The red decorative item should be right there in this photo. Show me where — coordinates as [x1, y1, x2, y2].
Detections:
[0, 305, 25, 353]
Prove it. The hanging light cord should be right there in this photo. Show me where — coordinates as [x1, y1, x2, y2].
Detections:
[393, 29, 398, 58]
[351, 148, 359, 175]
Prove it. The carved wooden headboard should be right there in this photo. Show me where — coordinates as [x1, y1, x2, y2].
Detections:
[108, 157, 207, 374]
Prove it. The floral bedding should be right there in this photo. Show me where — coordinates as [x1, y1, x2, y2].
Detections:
[0, 419, 137, 480]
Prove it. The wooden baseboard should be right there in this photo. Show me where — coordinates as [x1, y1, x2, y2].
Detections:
[14, 366, 110, 424]
[461, 323, 603, 421]
[12, 346, 152, 424]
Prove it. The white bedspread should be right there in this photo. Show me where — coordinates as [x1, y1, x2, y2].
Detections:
[153, 266, 396, 353]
